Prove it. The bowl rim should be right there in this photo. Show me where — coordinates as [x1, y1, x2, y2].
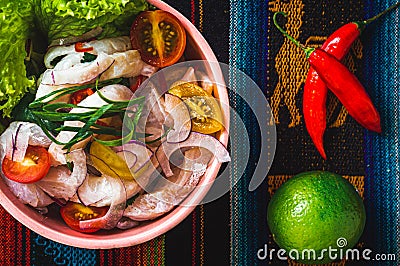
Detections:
[0, 0, 230, 249]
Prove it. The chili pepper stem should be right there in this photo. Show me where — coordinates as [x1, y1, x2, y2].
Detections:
[362, 1, 400, 26]
[273, 12, 315, 58]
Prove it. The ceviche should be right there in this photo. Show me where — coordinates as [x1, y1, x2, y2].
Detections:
[0, 1, 229, 233]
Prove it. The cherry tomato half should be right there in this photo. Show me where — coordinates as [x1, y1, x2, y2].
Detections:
[2, 145, 50, 184]
[130, 10, 186, 67]
[169, 82, 224, 134]
[60, 202, 108, 233]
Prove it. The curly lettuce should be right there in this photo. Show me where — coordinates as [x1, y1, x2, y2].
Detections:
[0, 1, 36, 117]
[34, 0, 148, 42]
[0, 0, 148, 118]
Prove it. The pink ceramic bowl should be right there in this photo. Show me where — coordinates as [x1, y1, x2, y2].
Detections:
[0, 0, 229, 249]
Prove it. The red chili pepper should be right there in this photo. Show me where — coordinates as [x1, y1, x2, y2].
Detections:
[303, 3, 400, 159]
[304, 23, 360, 159]
[74, 42, 94, 53]
[69, 88, 94, 105]
[308, 48, 381, 132]
[274, 12, 383, 157]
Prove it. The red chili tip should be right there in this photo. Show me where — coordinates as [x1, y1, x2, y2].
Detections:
[364, 117, 382, 133]
[313, 141, 327, 160]
[370, 123, 382, 134]
[318, 148, 327, 161]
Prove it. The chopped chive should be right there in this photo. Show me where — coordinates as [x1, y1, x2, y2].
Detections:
[29, 78, 122, 108]
[26, 78, 145, 149]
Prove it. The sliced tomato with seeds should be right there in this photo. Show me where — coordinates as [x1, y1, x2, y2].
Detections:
[2, 145, 50, 184]
[169, 82, 224, 134]
[60, 202, 108, 233]
[130, 10, 186, 67]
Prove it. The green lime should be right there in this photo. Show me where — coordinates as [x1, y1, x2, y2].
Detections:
[267, 171, 366, 264]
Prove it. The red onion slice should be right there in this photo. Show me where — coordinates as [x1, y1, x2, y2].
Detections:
[79, 175, 126, 230]
[11, 123, 27, 162]
[1, 122, 52, 162]
[116, 151, 137, 169]
[156, 132, 230, 177]
[116, 140, 153, 174]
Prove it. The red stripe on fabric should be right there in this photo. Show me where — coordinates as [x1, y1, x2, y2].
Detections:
[99, 238, 165, 265]
[138, 245, 145, 265]
[99, 250, 105, 266]
[25, 228, 30, 266]
[190, 0, 196, 24]
[133, 243, 140, 265]
[0, 206, 20, 265]
[191, 210, 197, 266]
[126, 247, 136, 265]
[157, 237, 162, 266]
[108, 249, 113, 266]
[16, 222, 23, 265]
[115, 249, 123, 265]
[108, 247, 139, 266]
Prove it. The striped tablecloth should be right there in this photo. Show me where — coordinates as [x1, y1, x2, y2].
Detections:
[1, 0, 399, 265]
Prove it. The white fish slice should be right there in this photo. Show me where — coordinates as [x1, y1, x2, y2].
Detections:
[44, 36, 132, 69]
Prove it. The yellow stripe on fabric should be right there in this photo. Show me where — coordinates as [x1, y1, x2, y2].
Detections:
[160, 235, 166, 266]
[136, 243, 141, 265]
[197, 2, 204, 265]
[198, 0, 204, 33]
[200, 205, 205, 266]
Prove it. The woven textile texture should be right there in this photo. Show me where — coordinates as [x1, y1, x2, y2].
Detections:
[229, 0, 269, 265]
[0, 0, 399, 265]
[362, 1, 400, 265]
[229, 0, 367, 265]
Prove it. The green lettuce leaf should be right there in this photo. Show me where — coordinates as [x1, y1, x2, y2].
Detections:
[34, 0, 148, 42]
[0, 1, 36, 117]
[0, 0, 148, 117]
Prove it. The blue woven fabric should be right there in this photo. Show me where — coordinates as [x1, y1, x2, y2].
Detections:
[363, 1, 400, 265]
[229, 0, 269, 265]
[31, 233, 97, 266]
